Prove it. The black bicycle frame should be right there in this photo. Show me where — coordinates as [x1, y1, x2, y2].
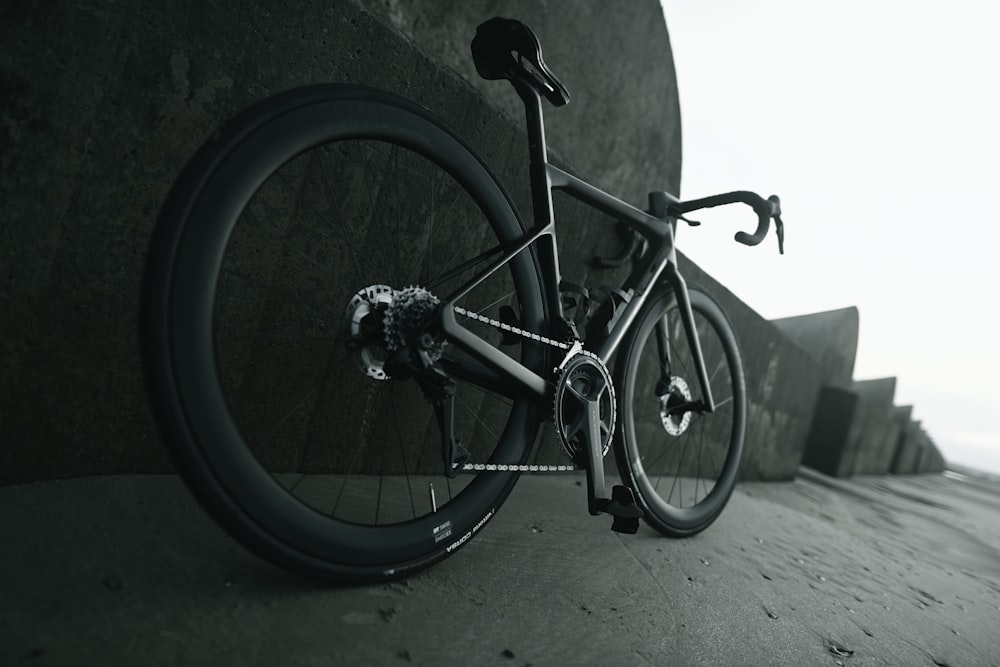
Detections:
[438, 77, 716, 413]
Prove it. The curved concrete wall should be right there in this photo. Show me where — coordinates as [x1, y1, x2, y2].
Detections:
[1, 0, 690, 484]
[2, 0, 557, 483]
[772, 307, 858, 388]
[0, 1, 941, 485]
[853, 377, 896, 408]
[360, 0, 683, 203]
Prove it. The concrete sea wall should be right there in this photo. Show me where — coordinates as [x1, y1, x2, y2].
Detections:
[1, 0, 942, 484]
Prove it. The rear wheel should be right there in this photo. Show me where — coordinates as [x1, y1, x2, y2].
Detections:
[141, 85, 547, 581]
[614, 285, 746, 536]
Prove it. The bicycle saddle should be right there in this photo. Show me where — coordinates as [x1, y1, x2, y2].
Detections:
[472, 17, 571, 107]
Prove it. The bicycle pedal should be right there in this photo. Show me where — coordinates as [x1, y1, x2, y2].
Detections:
[610, 515, 640, 534]
[599, 485, 643, 534]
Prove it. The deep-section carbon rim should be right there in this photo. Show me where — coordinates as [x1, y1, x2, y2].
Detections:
[147, 86, 547, 580]
[615, 285, 746, 537]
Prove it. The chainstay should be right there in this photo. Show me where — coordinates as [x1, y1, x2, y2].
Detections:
[454, 305, 571, 350]
[450, 306, 578, 473]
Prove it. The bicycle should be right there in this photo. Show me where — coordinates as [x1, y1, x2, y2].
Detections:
[140, 17, 785, 582]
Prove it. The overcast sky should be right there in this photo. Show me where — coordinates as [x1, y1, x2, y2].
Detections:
[661, 1, 1000, 474]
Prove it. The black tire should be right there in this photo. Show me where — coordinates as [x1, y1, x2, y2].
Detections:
[141, 84, 547, 582]
[614, 285, 746, 537]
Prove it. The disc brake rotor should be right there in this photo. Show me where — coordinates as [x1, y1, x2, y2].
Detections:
[659, 376, 693, 436]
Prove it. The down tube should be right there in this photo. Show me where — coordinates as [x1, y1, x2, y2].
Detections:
[665, 267, 716, 411]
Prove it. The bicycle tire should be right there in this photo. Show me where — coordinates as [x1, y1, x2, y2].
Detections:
[141, 84, 547, 582]
[614, 284, 746, 537]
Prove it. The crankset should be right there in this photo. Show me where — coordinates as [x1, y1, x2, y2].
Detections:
[554, 350, 642, 533]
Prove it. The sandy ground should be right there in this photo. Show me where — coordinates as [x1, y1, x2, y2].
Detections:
[2, 469, 999, 666]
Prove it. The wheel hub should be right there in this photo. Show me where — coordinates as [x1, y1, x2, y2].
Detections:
[344, 285, 445, 380]
[659, 376, 693, 436]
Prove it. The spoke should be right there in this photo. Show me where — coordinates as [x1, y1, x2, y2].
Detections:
[394, 148, 403, 287]
[424, 243, 504, 293]
[410, 166, 436, 287]
[389, 384, 418, 521]
[666, 435, 692, 506]
[713, 395, 733, 410]
[454, 392, 500, 442]
[470, 289, 517, 318]
[707, 351, 726, 387]
[375, 424, 386, 525]
[403, 165, 471, 288]
[703, 422, 723, 479]
[283, 152, 366, 289]
[646, 437, 673, 484]
[251, 386, 318, 452]
[330, 382, 384, 518]
[287, 473, 307, 494]
[695, 423, 703, 502]
[218, 330, 337, 342]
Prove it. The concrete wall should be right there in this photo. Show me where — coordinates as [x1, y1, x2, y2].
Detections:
[891, 420, 924, 474]
[854, 377, 896, 406]
[850, 398, 902, 475]
[679, 261, 825, 481]
[2, 0, 558, 483]
[891, 420, 945, 475]
[776, 306, 947, 478]
[0, 0, 938, 485]
[800, 386, 857, 477]
[3, 0, 695, 484]
[772, 307, 858, 388]
[359, 0, 683, 204]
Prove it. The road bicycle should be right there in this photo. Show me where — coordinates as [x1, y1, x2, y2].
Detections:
[141, 17, 785, 582]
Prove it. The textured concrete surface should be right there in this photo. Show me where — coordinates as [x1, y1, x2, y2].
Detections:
[3, 470, 1000, 665]
[3, 0, 937, 487]
[853, 377, 897, 408]
[802, 378, 903, 478]
[892, 421, 926, 474]
[772, 307, 859, 388]
[849, 399, 903, 476]
[890, 407, 945, 475]
[359, 0, 682, 204]
[0, 0, 687, 484]
[2, 0, 828, 484]
[678, 259, 825, 481]
[800, 385, 858, 477]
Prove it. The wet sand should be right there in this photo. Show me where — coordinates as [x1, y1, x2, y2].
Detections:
[2, 469, 999, 665]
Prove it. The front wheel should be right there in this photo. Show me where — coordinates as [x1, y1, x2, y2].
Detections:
[614, 285, 746, 537]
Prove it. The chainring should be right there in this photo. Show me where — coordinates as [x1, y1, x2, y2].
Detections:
[553, 351, 616, 463]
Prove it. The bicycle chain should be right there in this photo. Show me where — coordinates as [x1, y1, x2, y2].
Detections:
[453, 306, 572, 350]
[452, 305, 581, 473]
[460, 462, 580, 472]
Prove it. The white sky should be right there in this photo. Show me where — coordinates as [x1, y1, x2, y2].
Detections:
[661, 1, 1000, 474]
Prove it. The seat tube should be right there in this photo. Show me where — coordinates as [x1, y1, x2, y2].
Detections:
[513, 79, 563, 322]
[666, 267, 716, 411]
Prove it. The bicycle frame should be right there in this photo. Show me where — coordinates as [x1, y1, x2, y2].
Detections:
[439, 77, 717, 414]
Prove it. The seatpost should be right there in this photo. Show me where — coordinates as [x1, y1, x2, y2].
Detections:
[511, 77, 555, 229]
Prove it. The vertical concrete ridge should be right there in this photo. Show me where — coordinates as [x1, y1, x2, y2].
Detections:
[771, 306, 859, 388]
[853, 377, 896, 408]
